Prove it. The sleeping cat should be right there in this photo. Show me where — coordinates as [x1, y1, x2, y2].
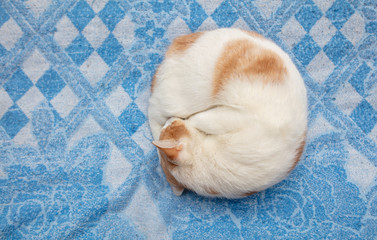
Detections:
[148, 28, 307, 198]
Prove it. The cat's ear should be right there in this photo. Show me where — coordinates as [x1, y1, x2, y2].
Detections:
[152, 139, 182, 149]
[171, 185, 184, 196]
[152, 139, 183, 162]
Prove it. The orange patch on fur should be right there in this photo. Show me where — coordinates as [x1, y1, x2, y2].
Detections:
[158, 120, 190, 160]
[159, 150, 184, 187]
[166, 32, 203, 56]
[159, 120, 190, 142]
[156, 144, 182, 161]
[289, 133, 307, 172]
[213, 39, 287, 95]
[241, 191, 258, 197]
[156, 120, 191, 193]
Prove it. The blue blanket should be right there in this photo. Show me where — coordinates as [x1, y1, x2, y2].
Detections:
[1, 0, 376, 239]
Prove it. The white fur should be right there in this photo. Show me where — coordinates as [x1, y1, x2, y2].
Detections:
[148, 28, 307, 198]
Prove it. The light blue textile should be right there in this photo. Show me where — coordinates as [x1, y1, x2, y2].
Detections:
[1, 0, 377, 239]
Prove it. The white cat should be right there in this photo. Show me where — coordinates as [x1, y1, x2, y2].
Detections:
[148, 28, 307, 198]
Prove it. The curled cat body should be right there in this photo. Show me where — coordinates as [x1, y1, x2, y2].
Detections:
[148, 28, 307, 198]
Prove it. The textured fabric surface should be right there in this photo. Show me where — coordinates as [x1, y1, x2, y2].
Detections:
[1, 0, 377, 239]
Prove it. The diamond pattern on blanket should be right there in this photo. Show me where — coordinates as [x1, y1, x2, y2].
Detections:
[54, 16, 79, 49]
[166, 17, 191, 41]
[105, 85, 132, 117]
[35, 68, 66, 101]
[98, 0, 126, 31]
[306, 50, 335, 83]
[17, 86, 44, 118]
[295, 0, 323, 32]
[4, 68, 33, 102]
[309, 16, 337, 48]
[323, 31, 353, 65]
[334, 82, 363, 116]
[197, 17, 218, 31]
[211, 0, 239, 27]
[50, 86, 79, 118]
[180, 1, 207, 31]
[85, 0, 109, 13]
[1, 0, 377, 239]
[104, 142, 132, 190]
[0, 104, 29, 139]
[67, 0, 95, 31]
[112, 16, 134, 49]
[12, 122, 36, 146]
[279, 16, 306, 49]
[196, 0, 223, 14]
[293, 34, 321, 66]
[325, 0, 355, 29]
[66, 34, 94, 66]
[313, 0, 335, 12]
[341, 13, 365, 45]
[350, 100, 377, 134]
[80, 52, 109, 86]
[254, 0, 282, 19]
[22, 49, 50, 84]
[97, 34, 123, 66]
[0, 18, 23, 51]
[82, 16, 109, 49]
[119, 102, 146, 135]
